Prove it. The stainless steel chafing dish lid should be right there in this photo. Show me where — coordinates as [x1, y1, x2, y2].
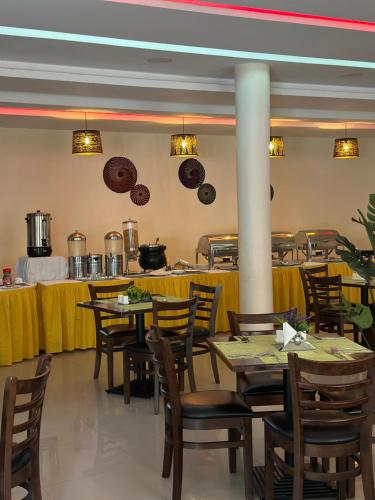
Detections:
[271, 231, 297, 252]
[197, 234, 238, 256]
[294, 229, 340, 248]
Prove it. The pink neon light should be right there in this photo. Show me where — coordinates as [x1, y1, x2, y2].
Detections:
[106, 0, 375, 33]
[0, 107, 235, 125]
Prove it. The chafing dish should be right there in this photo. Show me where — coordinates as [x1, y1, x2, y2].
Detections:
[295, 229, 341, 262]
[196, 234, 238, 269]
[272, 231, 297, 260]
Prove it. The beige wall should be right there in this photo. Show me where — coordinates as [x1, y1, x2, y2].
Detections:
[0, 128, 373, 272]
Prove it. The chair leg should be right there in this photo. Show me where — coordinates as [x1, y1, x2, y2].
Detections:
[186, 337, 196, 392]
[172, 430, 183, 500]
[336, 457, 347, 500]
[177, 359, 184, 391]
[292, 449, 304, 500]
[123, 350, 131, 404]
[209, 348, 220, 384]
[30, 448, 42, 500]
[242, 419, 253, 500]
[346, 456, 356, 499]
[107, 342, 114, 389]
[154, 366, 160, 415]
[93, 339, 102, 379]
[228, 428, 238, 473]
[264, 426, 274, 500]
[360, 438, 375, 500]
[162, 422, 173, 478]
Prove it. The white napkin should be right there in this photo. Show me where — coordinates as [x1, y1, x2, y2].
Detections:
[282, 322, 306, 347]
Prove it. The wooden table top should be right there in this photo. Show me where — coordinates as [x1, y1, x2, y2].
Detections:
[208, 334, 371, 373]
[77, 295, 186, 316]
[341, 276, 375, 288]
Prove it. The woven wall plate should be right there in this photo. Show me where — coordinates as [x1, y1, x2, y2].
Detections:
[198, 183, 216, 205]
[271, 185, 274, 201]
[178, 159, 205, 189]
[103, 157, 137, 193]
[130, 184, 151, 206]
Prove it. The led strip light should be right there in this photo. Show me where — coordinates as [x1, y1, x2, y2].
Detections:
[0, 26, 375, 69]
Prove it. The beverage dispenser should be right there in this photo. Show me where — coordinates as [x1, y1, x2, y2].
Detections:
[26, 210, 52, 257]
[104, 231, 123, 277]
[122, 219, 139, 274]
[67, 231, 87, 279]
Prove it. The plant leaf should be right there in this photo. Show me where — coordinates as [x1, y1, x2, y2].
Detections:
[336, 294, 373, 331]
[336, 235, 375, 281]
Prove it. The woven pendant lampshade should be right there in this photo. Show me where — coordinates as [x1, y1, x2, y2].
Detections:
[333, 138, 359, 159]
[269, 136, 285, 157]
[170, 118, 198, 157]
[72, 113, 103, 155]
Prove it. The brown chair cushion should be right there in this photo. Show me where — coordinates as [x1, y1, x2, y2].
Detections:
[264, 412, 359, 445]
[99, 324, 136, 336]
[240, 371, 284, 397]
[192, 326, 209, 339]
[179, 390, 253, 419]
[12, 448, 31, 474]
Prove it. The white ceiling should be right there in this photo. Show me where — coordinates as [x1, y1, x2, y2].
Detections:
[1, 0, 375, 135]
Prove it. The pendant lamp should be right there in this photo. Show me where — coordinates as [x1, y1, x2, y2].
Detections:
[72, 113, 103, 155]
[269, 135, 285, 158]
[333, 124, 359, 159]
[170, 118, 198, 157]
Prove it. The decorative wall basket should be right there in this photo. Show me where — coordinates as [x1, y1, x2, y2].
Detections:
[198, 183, 216, 205]
[179, 159, 205, 189]
[130, 184, 151, 206]
[103, 157, 137, 193]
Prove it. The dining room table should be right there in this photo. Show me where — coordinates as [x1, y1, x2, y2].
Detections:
[208, 332, 371, 499]
[77, 294, 187, 396]
[341, 275, 375, 306]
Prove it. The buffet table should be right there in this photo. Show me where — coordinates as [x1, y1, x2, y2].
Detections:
[0, 262, 360, 365]
[0, 285, 39, 365]
[37, 262, 357, 355]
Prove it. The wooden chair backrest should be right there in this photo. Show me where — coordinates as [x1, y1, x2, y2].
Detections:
[227, 308, 298, 337]
[88, 281, 135, 329]
[152, 296, 198, 339]
[288, 352, 375, 454]
[0, 355, 52, 485]
[299, 265, 328, 316]
[189, 282, 222, 334]
[309, 274, 342, 313]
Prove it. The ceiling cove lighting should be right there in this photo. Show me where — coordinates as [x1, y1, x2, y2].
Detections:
[170, 118, 198, 157]
[72, 113, 103, 155]
[333, 124, 359, 159]
[1, 27, 375, 69]
[106, 0, 375, 34]
[269, 136, 285, 158]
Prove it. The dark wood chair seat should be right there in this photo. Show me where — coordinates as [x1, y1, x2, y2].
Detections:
[147, 333, 254, 500]
[0, 355, 52, 500]
[176, 390, 253, 419]
[99, 323, 136, 338]
[123, 297, 198, 414]
[88, 282, 137, 389]
[239, 371, 284, 397]
[264, 411, 359, 445]
[192, 325, 209, 339]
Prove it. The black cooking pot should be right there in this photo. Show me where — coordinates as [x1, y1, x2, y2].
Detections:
[138, 244, 167, 271]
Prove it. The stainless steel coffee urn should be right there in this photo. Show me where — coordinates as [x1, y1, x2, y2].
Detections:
[104, 231, 123, 277]
[26, 210, 52, 257]
[67, 231, 87, 279]
[123, 219, 139, 274]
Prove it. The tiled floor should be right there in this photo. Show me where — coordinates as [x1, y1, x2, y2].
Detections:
[1, 350, 369, 499]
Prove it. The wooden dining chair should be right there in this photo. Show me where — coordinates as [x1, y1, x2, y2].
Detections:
[146, 332, 254, 500]
[264, 352, 375, 500]
[189, 282, 222, 384]
[299, 264, 328, 317]
[123, 297, 198, 414]
[227, 309, 297, 417]
[0, 354, 52, 500]
[88, 282, 136, 389]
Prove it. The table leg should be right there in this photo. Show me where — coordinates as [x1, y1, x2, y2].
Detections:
[135, 313, 145, 344]
[361, 286, 369, 307]
[283, 369, 294, 466]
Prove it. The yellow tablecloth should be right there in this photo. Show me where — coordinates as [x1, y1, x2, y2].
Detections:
[37, 262, 356, 355]
[0, 285, 39, 366]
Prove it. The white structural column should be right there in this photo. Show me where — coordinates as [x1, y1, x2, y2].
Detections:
[235, 63, 273, 313]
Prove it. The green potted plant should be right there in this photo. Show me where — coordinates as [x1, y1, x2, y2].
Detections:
[336, 194, 375, 347]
